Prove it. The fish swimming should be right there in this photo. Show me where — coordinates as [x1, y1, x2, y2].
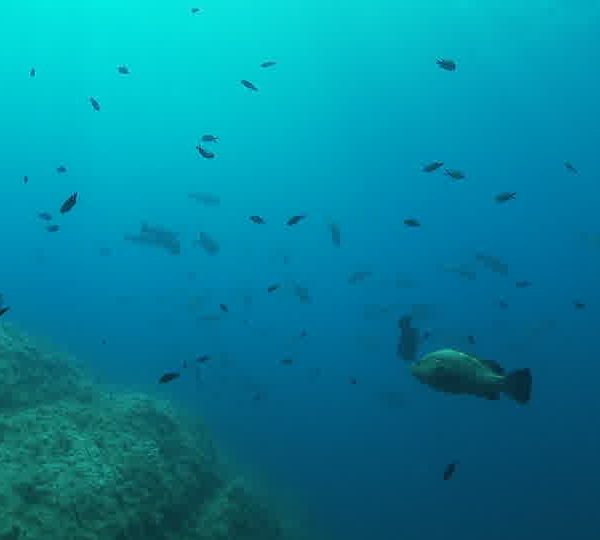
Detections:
[329, 223, 341, 246]
[397, 315, 420, 361]
[201, 134, 219, 143]
[29, 67, 36, 77]
[89, 97, 101, 111]
[46, 224, 60, 232]
[56, 165, 67, 174]
[410, 348, 532, 404]
[0, 306, 10, 318]
[196, 145, 215, 159]
[60, 192, 78, 214]
[436, 58, 456, 71]
[195, 232, 220, 255]
[444, 169, 465, 180]
[422, 161, 444, 173]
[250, 215, 266, 224]
[404, 218, 421, 227]
[241, 79, 259, 91]
[443, 461, 459, 480]
[159, 372, 180, 384]
[287, 214, 306, 226]
[38, 212, 52, 221]
[260, 61, 277, 68]
[494, 192, 516, 203]
[124, 223, 181, 255]
[117, 65, 130, 75]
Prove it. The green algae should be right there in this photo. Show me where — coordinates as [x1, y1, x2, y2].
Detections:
[0, 323, 311, 540]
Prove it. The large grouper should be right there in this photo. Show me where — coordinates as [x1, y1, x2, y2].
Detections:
[410, 348, 532, 404]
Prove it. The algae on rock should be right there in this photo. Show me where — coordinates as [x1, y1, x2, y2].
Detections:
[0, 324, 293, 540]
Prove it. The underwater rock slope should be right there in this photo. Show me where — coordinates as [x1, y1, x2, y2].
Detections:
[0, 324, 290, 540]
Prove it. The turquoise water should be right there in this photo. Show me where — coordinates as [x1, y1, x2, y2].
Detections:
[2, 1, 600, 538]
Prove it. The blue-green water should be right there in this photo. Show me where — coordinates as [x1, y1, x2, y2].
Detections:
[2, 1, 600, 538]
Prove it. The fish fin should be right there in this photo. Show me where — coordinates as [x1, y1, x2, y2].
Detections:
[504, 369, 532, 404]
[480, 359, 505, 375]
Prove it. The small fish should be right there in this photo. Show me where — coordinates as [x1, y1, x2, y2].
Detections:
[196, 232, 220, 255]
[348, 271, 373, 285]
[281, 358, 294, 366]
[436, 58, 456, 71]
[515, 280, 532, 289]
[56, 165, 67, 174]
[117, 65, 130, 75]
[422, 161, 444, 173]
[348, 377, 358, 385]
[196, 354, 211, 363]
[196, 145, 215, 159]
[267, 284, 281, 293]
[287, 214, 306, 226]
[46, 224, 60, 232]
[573, 300, 586, 310]
[498, 299, 509, 309]
[411, 348, 533, 404]
[260, 61, 277, 68]
[494, 192, 517, 203]
[219, 303, 229, 313]
[241, 79, 259, 91]
[60, 192, 78, 214]
[444, 169, 465, 180]
[467, 335, 476, 345]
[191, 7, 202, 14]
[443, 461, 459, 480]
[397, 314, 420, 361]
[23, 175, 29, 184]
[38, 212, 52, 221]
[403, 218, 421, 227]
[0, 306, 10, 318]
[159, 372, 180, 384]
[328, 222, 341, 247]
[89, 97, 101, 111]
[564, 161, 578, 174]
[101, 339, 107, 345]
[201, 134, 219, 143]
[250, 215, 266, 224]
[29, 67, 36, 77]
[188, 192, 221, 206]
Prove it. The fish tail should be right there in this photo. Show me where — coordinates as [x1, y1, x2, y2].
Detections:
[504, 369, 532, 404]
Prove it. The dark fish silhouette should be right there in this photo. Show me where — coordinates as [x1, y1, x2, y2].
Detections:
[117, 65, 130, 75]
[422, 161, 443, 173]
[250, 215, 266, 224]
[125, 223, 181, 255]
[89, 97, 101, 111]
[444, 169, 465, 180]
[241, 79, 258, 91]
[159, 372, 180, 384]
[196, 354, 211, 363]
[219, 303, 229, 313]
[267, 284, 281, 293]
[201, 134, 219, 143]
[29, 67, 36, 77]
[196, 145, 215, 159]
[348, 271, 373, 285]
[188, 192, 220, 206]
[494, 192, 516, 203]
[443, 461, 459, 480]
[329, 223, 341, 246]
[46, 224, 60, 232]
[38, 212, 52, 221]
[196, 232, 220, 255]
[56, 165, 67, 174]
[191, 7, 202, 14]
[0, 306, 10, 318]
[280, 358, 294, 366]
[60, 192, 78, 214]
[564, 161, 578, 174]
[467, 335, 476, 345]
[436, 58, 456, 71]
[404, 218, 421, 227]
[287, 214, 306, 226]
[515, 280, 532, 288]
[397, 315, 419, 361]
[23, 175, 29, 184]
[573, 300, 586, 310]
[260, 61, 277, 68]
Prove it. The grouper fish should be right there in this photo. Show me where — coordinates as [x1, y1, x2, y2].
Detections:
[410, 349, 532, 404]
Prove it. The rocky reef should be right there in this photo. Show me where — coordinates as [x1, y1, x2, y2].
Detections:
[0, 323, 303, 540]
